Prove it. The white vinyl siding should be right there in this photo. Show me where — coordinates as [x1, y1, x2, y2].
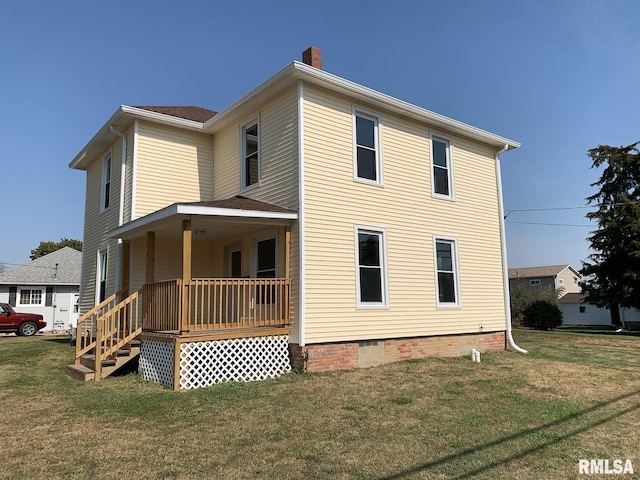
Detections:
[301, 84, 505, 344]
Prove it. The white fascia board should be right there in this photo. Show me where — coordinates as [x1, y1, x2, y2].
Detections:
[175, 204, 297, 220]
[290, 62, 521, 150]
[69, 107, 126, 169]
[204, 60, 520, 150]
[120, 106, 205, 130]
[107, 203, 297, 238]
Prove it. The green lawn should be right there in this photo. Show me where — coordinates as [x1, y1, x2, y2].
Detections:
[1, 329, 639, 479]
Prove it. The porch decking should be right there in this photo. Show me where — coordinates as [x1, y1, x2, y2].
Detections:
[67, 278, 291, 389]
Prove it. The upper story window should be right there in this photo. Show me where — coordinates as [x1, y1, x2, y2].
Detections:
[431, 135, 454, 199]
[356, 226, 388, 307]
[241, 119, 260, 190]
[435, 237, 460, 307]
[354, 110, 382, 184]
[559, 279, 565, 286]
[101, 152, 112, 211]
[530, 279, 541, 286]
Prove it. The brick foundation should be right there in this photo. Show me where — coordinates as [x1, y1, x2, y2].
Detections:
[289, 331, 506, 373]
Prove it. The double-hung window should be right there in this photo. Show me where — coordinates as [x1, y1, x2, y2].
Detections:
[434, 237, 460, 306]
[97, 248, 108, 304]
[18, 288, 44, 306]
[356, 227, 388, 307]
[102, 153, 112, 211]
[354, 110, 382, 184]
[431, 135, 453, 198]
[241, 119, 260, 190]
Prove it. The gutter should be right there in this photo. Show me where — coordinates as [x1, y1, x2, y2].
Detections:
[495, 144, 527, 353]
[109, 125, 127, 292]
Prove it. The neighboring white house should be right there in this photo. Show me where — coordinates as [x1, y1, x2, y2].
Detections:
[559, 293, 640, 329]
[559, 293, 612, 326]
[0, 247, 81, 332]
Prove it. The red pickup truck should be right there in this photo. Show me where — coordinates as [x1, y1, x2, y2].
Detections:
[0, 303, 47, 336]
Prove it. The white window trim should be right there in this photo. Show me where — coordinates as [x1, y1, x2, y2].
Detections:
[430, 132, 455, 201]
[240, 115, 261, 192]
[558, 278, 565, 286]
[433, 235, 461, 308]
[355, 225, 389, 308]
[18, 286, 45, 307]
[101, 150, 112, 212]
[96, 247, 108, 305]
[530, 279, 541, 286]
[352, 107, 384, 186]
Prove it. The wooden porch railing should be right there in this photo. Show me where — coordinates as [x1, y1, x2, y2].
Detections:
[142, 278, 291, 333]
[74, 288, 143, 381]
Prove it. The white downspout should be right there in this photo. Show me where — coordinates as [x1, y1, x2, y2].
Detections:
[496, 144, 527, 353]
[110, 125, 127, 292]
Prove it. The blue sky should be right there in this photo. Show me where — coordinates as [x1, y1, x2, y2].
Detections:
[1, 0, 638, 271]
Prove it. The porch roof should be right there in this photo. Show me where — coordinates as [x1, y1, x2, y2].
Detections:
[107, 196, 298, 241]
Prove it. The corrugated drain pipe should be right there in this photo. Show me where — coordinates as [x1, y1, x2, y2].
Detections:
[496, 144, 528, 353]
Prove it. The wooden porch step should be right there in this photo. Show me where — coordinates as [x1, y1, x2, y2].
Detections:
[80, 354, 117, 370]
[66, 364, 95, 382]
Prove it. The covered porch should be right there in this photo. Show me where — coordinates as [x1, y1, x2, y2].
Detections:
[72, 197, 297, 390]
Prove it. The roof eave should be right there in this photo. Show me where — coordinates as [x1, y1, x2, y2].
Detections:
[204, 61, 519, 150]
[69, 106, 206, 170]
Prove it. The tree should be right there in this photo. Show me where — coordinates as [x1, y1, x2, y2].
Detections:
[510, 285, 563, 327]
[522, 300, 563, 330]
[581, 141, 640, 325]
[0, 262, 7, 274]
[30, 238, 82, 260]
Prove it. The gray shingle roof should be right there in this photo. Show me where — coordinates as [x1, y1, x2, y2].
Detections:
[0, 247, 81, 285]
[508, 264, 577, 279]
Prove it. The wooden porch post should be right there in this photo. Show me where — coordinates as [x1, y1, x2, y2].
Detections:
[146, 232, 155, 284]
[284, 226, 291, 279]
[181, 219, 192, 334]
[121, 242, 130, 296]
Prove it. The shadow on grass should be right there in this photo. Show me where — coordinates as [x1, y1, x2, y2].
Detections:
[43, 337, 73, 345]
[557, 327, 640, 337]
[380, 389, 640, 480]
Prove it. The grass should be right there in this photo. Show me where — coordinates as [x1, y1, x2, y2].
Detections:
[1, 330, 639, 479]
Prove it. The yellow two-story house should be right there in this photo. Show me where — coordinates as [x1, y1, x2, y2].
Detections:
[67, 47, 520, 390]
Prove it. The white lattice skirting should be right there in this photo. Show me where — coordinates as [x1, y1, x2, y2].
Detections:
[179, 335, 291, 390]
[139, 340, 174, 388]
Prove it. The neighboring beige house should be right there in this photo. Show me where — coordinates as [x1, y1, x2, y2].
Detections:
[67, 47, 520, 389]
[508, 264, 581, 297]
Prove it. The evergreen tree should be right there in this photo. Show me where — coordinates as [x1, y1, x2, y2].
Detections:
[581, 141, 640, 324]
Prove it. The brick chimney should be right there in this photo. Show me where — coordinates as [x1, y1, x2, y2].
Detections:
[302, 46, 322, 70]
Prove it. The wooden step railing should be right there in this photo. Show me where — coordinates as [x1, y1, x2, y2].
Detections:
[74, 288, 143, 381]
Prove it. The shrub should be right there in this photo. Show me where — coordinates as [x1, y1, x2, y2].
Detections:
[522, 300, 563, 330]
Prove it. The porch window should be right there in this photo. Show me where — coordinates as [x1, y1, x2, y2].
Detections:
[256, 238, 276, 303]
[241, 120, 260, 190]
